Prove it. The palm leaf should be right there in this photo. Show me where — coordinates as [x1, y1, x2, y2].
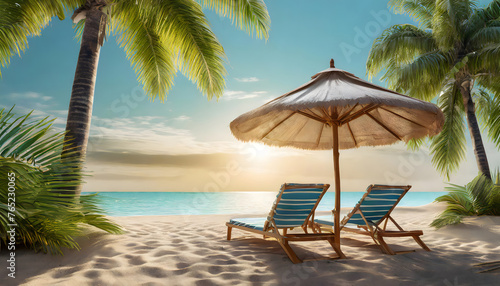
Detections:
[466, 26, 500, 51]
[467, 43, 500, 75]
[0, 0, 84, 77]
[198, 0, 271, 39]
[489, 171, 500, 216]
[431, 185, 472, 229]
[429, 82, 466, 179]
[464, 0, 500, 40]
[406, 137, 427, 151]
[389, 0, 435, 29]
[111, 0, 227, 100]
[111, 1, 176, 102]
[383, 51, 453, 101]
[0, 107, 122, 254]
[153, 0, 227, 100]
[465, 173, 497, 215]
[431, 171, 500, 228]
[432, 0, 475, 51]
[475, 89, 500, 149]
[367, 24, 437, 80]
[430, 211, 467, 228]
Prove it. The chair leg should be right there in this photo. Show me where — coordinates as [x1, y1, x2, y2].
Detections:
[376, 235, 395, 255]
[369, 233, 385, 252]
[327, 237, 346, 259]
[227, 226, 232, 241]
[413, 235, 431, 251]
[277, 239, 302, 264]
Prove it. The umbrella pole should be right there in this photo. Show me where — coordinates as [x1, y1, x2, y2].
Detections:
[332, 124, 345, 258]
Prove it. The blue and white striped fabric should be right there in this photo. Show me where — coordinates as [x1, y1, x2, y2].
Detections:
[229, 217, 267, 231]
[272, 185, 324, 228]
[348, 187, 405, 225]
[315, 186, 407, 227]
[230, 184, 325, 230]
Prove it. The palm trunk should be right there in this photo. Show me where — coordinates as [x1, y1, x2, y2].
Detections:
[63, 8, 106, 194]
[459, 79, 492, 180]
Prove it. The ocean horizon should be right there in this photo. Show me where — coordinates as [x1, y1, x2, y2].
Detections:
[84, 191, 447, 217]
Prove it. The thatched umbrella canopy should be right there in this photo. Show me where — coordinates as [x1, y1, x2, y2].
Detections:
[230, 59, 444, 256]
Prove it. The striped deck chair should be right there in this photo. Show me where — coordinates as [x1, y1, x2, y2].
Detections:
[314, 184, 431, 255]
[226, 183, 345, 263]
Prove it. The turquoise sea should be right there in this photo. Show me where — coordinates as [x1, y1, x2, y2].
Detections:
[84, 191, 446, 217]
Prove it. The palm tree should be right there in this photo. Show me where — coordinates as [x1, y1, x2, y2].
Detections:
[366, 0, 500, 180]
[0, 0, 270, 193]
[0, 107, 122, 254]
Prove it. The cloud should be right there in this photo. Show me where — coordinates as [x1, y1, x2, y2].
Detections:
[87, 116, 240, 155]
[173, 115, 190, 121]
[222, 90, 267, 101]
[87, 151, 238, 168]
[9, 92, 52, 101]
[49, 109, 68, 116]
[2, 92, 56, 114]
[235, 77, 259, 83]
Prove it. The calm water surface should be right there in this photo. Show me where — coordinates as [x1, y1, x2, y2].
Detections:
[84, 191, 446, 217]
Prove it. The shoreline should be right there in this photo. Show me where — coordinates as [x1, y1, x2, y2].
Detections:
[1, 203, 499, 285]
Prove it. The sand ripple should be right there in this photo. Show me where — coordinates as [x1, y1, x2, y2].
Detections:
[1, 205, 499, 286]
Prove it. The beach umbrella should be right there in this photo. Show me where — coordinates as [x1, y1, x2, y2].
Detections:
[229, 59, 444, 256]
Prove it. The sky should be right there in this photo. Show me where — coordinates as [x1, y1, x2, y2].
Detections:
[1, 0, 498, 192]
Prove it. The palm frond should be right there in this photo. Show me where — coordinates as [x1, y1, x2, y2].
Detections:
[432, 0, 474, 51]
[464, 0, 500, 40]
[430, 211, 467, 228]
[466, 173, 495, 215]
[466, 26, 500, 51]
[382, 51, 453, 101]
[489, 170, 500, 216]
[111, 0, 228, 100]
[406, 137, 427, 151]
[389, 0, 435, 29]
[198, 0, 270, 39]
[111, 1, 176, 102]
[475, 74, 500, 96]
[436, 186, 474, 214]
[0, 0, 83, 77]
[429, 83, 466, 179]
[431, 171, 500, 228]
[0, 107, 122, 254]
[467, 43, 500, 75]
[0, 109, 63, 168]
[72, 19, 85, 42]
[475, 89, 500, 149]
[152, 0, 227, 100]
[366, 24, 437, 79]
[431, 185, 472, 229]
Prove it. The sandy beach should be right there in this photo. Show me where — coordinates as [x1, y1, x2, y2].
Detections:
[1, 202, 499, 286]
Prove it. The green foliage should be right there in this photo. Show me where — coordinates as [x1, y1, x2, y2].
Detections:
[0, 0, 84, 77]
[431, 171, 500, 228]
[0, 107, 122, 254]
[367, 0, 500, 178]
[430, 83, 466, 179]
[199, 0, 270, 39]
[0, 0, 270, 100]
[389, 0, 435, 29]
[476, 89, 500, 149]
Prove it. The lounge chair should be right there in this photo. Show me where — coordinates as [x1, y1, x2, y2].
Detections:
[226, 183, 346, 263]
[313, 184, 431, 255]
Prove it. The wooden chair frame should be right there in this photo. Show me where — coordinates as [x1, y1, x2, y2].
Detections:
[313, 184, 431, 255]
[226, 183, 346, 263]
